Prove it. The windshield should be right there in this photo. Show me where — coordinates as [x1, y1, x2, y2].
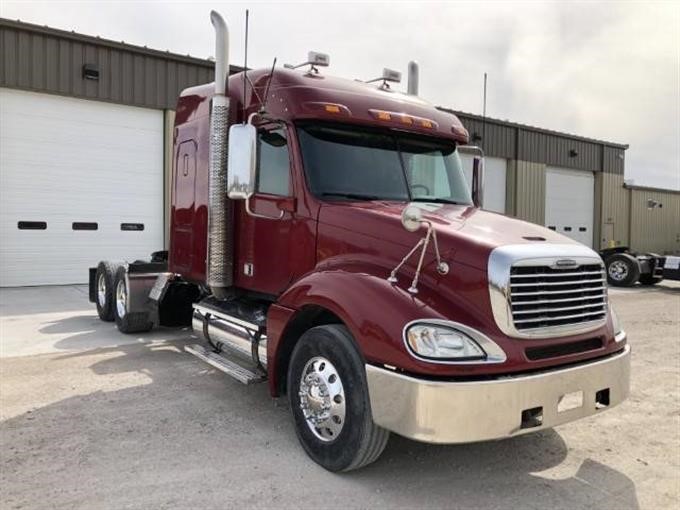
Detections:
[297, 123, 473, 204]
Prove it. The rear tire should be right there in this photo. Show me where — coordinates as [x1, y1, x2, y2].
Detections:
[606, 253, 640, 287]
[94, 261, 120, 322]
[112, 266, 153, 334]
[287, 324, 389, 472]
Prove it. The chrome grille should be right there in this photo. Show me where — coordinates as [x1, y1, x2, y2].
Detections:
[509, 264, 607, 331]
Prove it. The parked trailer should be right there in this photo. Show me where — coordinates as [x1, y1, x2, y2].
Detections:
[89, 11, 630, 471]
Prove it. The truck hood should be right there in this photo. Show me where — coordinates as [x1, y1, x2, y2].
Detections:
[318, 201, 580, 270]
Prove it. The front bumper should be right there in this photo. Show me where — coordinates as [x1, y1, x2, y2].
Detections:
[366, 344, 630, 444]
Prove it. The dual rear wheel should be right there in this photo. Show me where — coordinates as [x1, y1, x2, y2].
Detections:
[94, 262, 152, 333]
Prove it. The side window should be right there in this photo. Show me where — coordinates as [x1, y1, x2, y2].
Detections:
[257, 129, 291, 196]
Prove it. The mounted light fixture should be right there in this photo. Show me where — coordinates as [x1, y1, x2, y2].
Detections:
[82, 64, 99, 80]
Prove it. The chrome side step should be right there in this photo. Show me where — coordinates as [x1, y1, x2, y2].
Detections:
[186, 344, 266, 385]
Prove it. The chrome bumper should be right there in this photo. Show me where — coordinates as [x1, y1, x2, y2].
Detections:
[366, 344, 630, 444]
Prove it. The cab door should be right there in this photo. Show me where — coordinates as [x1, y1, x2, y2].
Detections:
[235, 127, 299, 295]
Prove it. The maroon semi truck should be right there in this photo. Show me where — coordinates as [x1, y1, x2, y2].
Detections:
[89, 11, 630, 471]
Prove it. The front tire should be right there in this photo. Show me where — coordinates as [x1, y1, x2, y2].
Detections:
[606, 253, 640, 287]
[287, 324, 389, 472]
[112, 266, 153, 334]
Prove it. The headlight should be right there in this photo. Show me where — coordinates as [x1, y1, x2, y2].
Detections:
[405, 323, 486, 360]
[610, 305, 625, 341]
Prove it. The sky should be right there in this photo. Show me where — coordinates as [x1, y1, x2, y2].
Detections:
[2, 0, 679, 190]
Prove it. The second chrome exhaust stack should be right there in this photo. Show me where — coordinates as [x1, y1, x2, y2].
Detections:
[207, 10, 233, 299]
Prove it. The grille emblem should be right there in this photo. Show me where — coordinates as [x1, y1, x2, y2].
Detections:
[554, 259, 578, 268]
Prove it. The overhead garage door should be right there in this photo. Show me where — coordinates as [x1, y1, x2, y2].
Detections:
[0, 88, 164, 286]
[461, 155, 506, 214]
[545, 167, 594, 247]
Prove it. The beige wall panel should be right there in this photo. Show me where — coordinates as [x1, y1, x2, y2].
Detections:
[600, 171, 630, 248]
[629, 189, 680, 254]
[515, 161, 546, 225]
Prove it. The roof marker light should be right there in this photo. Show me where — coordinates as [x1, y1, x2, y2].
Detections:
[303, 102, 352, 116]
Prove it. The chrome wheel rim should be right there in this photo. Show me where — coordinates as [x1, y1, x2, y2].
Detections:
[298, 356, 346, 442]
[608, 260, 628, 281]
[97, 273, 107, 307]
[115, 279, 127, 318]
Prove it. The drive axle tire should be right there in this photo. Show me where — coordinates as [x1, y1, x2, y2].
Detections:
[112, 266, 153, 334]
[606, 253, 640, 287]
[287, 324, 389, 472]
[94, 261, 120, 322]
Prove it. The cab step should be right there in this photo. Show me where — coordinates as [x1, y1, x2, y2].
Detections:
[185, 344, 266, 385]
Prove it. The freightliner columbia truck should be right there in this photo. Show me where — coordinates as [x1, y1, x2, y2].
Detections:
[89, 11, 631, 471]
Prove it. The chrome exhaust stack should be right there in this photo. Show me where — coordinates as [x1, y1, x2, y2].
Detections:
[407, 60, 419, 95]
[207, 10, 233, 299]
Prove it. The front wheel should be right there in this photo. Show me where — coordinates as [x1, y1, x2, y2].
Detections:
[287, 324, 389, 472]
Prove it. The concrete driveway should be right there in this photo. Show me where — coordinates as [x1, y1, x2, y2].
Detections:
[1, 283, 679, 509]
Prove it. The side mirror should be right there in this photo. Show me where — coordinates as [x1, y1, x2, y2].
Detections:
[401, 204, 423, 232]
[471, 156, 484, 208]
[227, 124, 257, 200]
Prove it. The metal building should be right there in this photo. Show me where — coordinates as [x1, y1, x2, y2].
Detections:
[1, 19, 677, 286]
[0, 18, 239, 286]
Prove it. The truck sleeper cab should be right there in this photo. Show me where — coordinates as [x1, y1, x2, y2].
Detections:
[89, 11, 630, 472]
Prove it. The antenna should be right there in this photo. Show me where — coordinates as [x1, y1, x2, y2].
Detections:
[260, 57, 277, 113]
[242, 9, 249, 123]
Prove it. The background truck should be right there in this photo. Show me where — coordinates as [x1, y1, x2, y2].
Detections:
[89, 11, 630, 471]
[600, 246, 665, 287]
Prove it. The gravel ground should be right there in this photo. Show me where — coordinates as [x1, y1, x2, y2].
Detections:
[0, 282, 678, 509]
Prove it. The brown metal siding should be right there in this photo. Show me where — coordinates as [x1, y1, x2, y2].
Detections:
[514, 161, 546, 225]
[0, 20, 220, 110]
[448, 108, 626, 174]
[629, 189, 680, 254]
[455, 114, 516, 159]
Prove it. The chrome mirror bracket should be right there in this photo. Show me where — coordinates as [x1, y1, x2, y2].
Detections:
[388, 216, 449, 294]
[244, 196, 284, 220]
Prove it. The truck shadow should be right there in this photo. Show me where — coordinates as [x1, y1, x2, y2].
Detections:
[2, 337, 640, 509]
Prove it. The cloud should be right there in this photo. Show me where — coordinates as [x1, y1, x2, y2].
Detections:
[2, 0, 678, 189]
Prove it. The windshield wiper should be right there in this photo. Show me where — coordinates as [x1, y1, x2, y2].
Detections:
[410, 197, 467, 205]
[321, 192, 382, 201]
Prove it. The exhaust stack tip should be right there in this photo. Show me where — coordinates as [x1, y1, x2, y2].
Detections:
[407, 60, 419, 95]
[210, 10, 229, 96]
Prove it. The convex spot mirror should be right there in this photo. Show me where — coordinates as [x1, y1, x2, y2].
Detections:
[401, 204, 423, 232]
[227, 123, 257, 200]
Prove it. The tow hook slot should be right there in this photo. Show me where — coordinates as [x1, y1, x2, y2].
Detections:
[520, 407, 543, 429]
[595, 388, 610, 409]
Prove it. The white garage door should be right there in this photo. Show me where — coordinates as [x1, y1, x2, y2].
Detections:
[545, 167, 594, 247]
[461, 155, 507, 213]
[0, 88, 164, 286]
